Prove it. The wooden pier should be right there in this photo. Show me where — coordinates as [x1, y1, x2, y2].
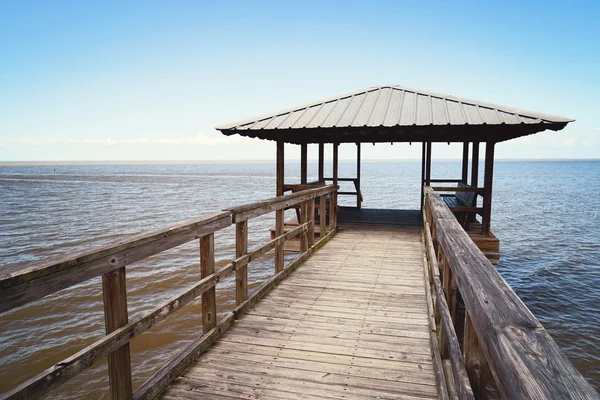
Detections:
[163, 222, 436, 400]
[1, 85, 598, 399]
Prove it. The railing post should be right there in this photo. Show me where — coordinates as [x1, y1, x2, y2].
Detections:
[464, 311, 490, 400]
[102, 267, 132, 400]
[300, 201, 308, 252]
[236, 220, 248, 305]
[319, 195, 326, 239]
[275, 209, 284, 273]
[328, 191, 334, 231]
[437, 248, 448, 359]
[332, 191, 338, 230]
[307, 197, 315, 247]
[200, 233, 216, 333]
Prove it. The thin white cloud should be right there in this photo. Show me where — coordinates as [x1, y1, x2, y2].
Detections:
[8, 133, 245, 148]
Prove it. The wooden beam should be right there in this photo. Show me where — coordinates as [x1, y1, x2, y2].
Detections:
[425, 141, 432, 186]
[319, 195, 326, 239]
[356, 143, 361, 209]
[200, 233, 216, 334]
[462, 142, 469, 183]
[471, 142, 479, 188]
[421, 142, 426, 209]
[464, 311, 490, 400]
[482, 142, 495, 236]
[276, 141, 284, 196]
[102, 267, 132, 400]
[318, 143, 324, 181]
[0, 211, 231, 314]
[300, 143, 307, 184]
[235, 220, 248, 305]
[332, 142, 339, 186]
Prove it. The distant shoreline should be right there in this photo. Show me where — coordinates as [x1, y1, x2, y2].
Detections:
[0, 159, 598, 166]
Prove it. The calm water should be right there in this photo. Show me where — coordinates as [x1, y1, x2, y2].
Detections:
[0, 161, 598, 397]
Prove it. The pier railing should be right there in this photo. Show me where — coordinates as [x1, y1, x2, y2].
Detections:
[422, 186, 598, 399]
[0, 185, 338, 400]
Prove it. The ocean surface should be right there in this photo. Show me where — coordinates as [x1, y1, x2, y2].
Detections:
[0, 161, 598, 398]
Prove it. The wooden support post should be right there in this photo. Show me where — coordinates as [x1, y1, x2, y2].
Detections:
[319, 195, 326, 238]
[200, 233, 216, 333]
[102, 267, 132, 400]
[421, 142, 426, 209]
[300, 143, 307, 184]
[329, 190, 335, 230]
[300, 201, 308, 252]
[275, 141, 284, 272]
[333, 143, 339, 186]
[471, 142, 479, 188]
[482, 142, 495, 236]
[464, 311, 490, 400]
[235, 220, 248, 305]
[318, 143, 324, 181]
[425, 141, 432, 186]
[356, 143, 361, 209]
[276, 141, 284, 196]
[307, 198, 315, 247]
[462, 142, 469, 183]
[436, 249, 448, 359]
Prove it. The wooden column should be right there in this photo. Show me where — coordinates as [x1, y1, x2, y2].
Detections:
[235, 220, 248, 304]
[307, 198, 315, 247]
[356, 143, 361, 209]
[318, 143, 324, 181]
[102, 268, 132, 400]
[333, 143, 339, 227]
[275, 141, 284, 272]
[319, 195, 326, 237]
[332, 143, 339, 186]
[425, 142, 432, 186]
[482, 142, 495, 236]
[276, 141, 284, 196]
[464, 311, 489, 400]
[462, 142, 469, 183]
[300, 201, 308, 252]
[421, 142, 426, 209]
[200, 233, 216, 333]
[300, 143, 307, 184]
[471, 142, 479, 187]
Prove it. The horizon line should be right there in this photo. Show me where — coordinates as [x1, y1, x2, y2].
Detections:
[1, 158, 599, 166]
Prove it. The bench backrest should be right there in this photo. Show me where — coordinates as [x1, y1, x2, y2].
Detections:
[455, 182, 476, 207]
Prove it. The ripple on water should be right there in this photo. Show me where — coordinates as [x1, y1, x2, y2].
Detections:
[0, 161, 599, 397]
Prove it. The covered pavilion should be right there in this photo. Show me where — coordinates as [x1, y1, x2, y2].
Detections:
[217, 85, 573, 263]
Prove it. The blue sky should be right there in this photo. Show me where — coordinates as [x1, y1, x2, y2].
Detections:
[1, 0, 598, 161]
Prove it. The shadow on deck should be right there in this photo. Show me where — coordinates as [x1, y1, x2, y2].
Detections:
[338, 207, 499, 264]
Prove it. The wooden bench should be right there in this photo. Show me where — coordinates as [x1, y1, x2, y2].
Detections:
[440, 182, 477, 226]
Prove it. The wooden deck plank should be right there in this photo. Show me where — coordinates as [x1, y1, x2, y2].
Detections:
[162, 223, 438, 399]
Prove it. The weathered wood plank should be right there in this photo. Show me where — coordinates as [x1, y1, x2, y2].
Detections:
[102, 267, 132, 400]
[227, 185, 335, 223]
[200, 233, 216, 334]
[427, 189, 599, 399]
[0, 262, 236, 400]
[235, 220, 248, 305]
[0, 211, 231, 314]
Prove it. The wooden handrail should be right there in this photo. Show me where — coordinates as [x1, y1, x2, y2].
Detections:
[423, 186, 599, 399]
[0, 186, 339, 400]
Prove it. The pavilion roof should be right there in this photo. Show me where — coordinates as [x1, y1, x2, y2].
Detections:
[216, 85, 573, 144]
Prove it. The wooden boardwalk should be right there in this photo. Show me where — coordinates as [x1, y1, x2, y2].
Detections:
[162, 221, 438, 400]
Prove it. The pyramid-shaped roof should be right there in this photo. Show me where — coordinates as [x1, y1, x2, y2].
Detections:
[216, 85, 573, 144]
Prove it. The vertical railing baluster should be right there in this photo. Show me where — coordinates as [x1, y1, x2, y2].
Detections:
[236, 220, 248, 305]
[328, 190, 334, 231]
[464, 311, 490, 400]
[319, 194, 326, 239]
[307, 197, 315, 247]
[275, 208, 284, 272]
[102, 267, 132, 400]
[200, 233, 216, 333]
[300, 201, 308, 252]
